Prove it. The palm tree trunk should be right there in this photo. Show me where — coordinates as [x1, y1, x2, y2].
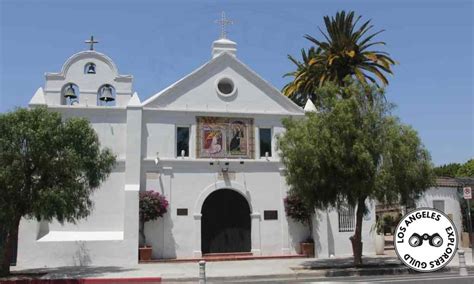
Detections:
[350, 197, 366, 266]
[0, 216, 21, 277]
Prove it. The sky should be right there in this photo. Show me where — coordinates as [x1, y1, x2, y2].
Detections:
[0, 0, 472, 166]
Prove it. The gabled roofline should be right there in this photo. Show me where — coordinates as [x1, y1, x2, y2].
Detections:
[141, 52, 304, 114]
[45, 50, 132, 82]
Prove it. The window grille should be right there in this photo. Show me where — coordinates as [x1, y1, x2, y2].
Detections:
[338, 203, 355, 232]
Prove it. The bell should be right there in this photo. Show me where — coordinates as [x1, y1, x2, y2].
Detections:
[99, 85, 115, 102]
[87, 64, 96, 74]
[63, 84, 77, 99]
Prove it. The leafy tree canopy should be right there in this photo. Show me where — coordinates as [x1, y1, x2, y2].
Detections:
[0, 107, 116, 275]
[433, 159, 474, 178]
[457, 159, 474, 178]
[433, 163, 462, 178]
[277, 80, 433, 265]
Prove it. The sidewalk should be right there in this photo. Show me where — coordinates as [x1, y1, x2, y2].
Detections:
[8, 251, 474, 282]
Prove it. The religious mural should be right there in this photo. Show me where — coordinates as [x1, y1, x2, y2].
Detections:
[197, 117, 254, 158]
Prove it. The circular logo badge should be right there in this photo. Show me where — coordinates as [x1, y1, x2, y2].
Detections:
[394, 208, 458, 272]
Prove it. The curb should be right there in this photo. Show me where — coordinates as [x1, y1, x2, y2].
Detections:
[161, 266, 474, 282]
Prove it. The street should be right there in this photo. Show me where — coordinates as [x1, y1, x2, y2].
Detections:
[221, 271, 474, 284]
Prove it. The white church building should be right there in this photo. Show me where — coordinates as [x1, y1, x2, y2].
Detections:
[17, 29, 381, 268]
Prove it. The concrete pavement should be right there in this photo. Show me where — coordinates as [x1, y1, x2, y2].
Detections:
[9, 251, 474, 282]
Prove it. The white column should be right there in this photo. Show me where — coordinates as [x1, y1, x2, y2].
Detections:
[251, 212, 262, 255]
[193, 213, 202, 257]
[161, 167, 173, 258]
[125, 99, 142, 186]
[124, 96, 142, 264]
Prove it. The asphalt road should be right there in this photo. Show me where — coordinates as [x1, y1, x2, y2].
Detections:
[220, 271, 474, 284]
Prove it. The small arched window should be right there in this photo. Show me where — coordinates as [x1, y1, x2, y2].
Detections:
[61, 83, 80, 105]
[97, 84, 116, 106]
[84, 62, 96, 74]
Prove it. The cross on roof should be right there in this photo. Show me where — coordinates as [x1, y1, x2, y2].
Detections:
[85, 36, 98, 51]
[215, 12, 233, 39]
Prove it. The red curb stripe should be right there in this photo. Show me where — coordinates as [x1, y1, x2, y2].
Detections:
[0, 278, 161, 284]
[83, 277, 161, 284]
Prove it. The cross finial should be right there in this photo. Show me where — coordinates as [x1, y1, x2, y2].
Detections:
[85, 36, 98, 51]
[215, 12, 233, 39]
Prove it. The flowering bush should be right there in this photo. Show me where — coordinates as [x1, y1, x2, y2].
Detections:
[139, 191, 168, 223]
[284, 194, 311, 225]
[139, 191, 169, 246]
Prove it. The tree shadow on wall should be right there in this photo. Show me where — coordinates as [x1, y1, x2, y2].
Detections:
[287, 218, 309, 254]
[146, 209, 177, 259]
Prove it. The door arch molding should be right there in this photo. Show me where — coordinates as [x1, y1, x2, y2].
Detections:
[193, 181, 253, 215]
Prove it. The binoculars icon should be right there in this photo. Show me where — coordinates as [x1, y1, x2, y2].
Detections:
[408, 233, 443, 247]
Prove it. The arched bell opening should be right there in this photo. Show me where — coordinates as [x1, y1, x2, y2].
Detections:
[84, 62, 96, 74]
[201, 188, 251, 254]
[61, 83, 80, 105]
[97, 84, 116, 106]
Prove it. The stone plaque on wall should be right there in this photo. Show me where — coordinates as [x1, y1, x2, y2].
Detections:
[264, 210, 278, 220]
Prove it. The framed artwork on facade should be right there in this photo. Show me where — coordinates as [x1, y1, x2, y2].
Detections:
[196, 117, 254, 159]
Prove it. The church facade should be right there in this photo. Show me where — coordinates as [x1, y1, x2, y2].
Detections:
[19, 35, 378, 268]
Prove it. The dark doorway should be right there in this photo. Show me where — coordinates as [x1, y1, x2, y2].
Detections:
[201, 189, 251, 254]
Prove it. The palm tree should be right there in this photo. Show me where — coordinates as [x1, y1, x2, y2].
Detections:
[282, 48, 322, 107]
[283, 11, 395, 100]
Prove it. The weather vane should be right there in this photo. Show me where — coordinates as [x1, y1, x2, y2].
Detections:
[215, 12, 233, 39]
[85, 36, 98, 51]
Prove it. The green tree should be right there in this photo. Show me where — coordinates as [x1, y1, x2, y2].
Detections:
[433, 163, 462, 177]
[457, 159, 474, 177]
[283, 11, 395, 102]
[277, 81, 433, 266]
[0, 107, 116, 276]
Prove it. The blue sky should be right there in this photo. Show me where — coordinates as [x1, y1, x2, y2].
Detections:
[0, 0, 472, 166]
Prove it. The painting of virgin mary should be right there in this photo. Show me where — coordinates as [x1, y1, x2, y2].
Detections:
[203, 130, 223, 155]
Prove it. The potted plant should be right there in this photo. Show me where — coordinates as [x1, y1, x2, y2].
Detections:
[372, 215, 385, 255]
[284, 193, 314, 257]
[382, 214, 395, 235]
[139, 190, 169, 261]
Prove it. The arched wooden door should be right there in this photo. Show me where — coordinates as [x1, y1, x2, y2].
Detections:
[201, 189, 251, 254]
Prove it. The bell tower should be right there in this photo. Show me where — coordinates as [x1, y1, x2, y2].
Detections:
[31, 36, 134, 107]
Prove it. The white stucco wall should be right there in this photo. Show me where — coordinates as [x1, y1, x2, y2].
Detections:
[313, 202, 376, 258]
[16, 105, 140, 268]
[17, 187, 138, 268]
[416, 186, 463, 237]
[141, 159, 308, 259]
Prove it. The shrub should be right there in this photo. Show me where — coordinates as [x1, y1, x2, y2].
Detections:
[139, 191, 169, 246]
